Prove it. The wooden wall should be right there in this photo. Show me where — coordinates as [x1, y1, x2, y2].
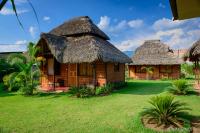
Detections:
[40, 61, 126, 89]
[128, 65, 181, 80]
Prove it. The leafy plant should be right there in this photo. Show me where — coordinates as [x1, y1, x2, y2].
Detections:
[3, 42, 40, 95]
[142, 95, 190, 127]
[141, 66, 154, 80]
[168, 80, 193, 95]
[95, 83, 114, 95]
[68, 86, 94, 98]
[0, 0, 39, 30]
[181, 63, 195, 79]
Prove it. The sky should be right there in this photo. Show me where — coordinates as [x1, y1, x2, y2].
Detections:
[0, 0, 200, 52]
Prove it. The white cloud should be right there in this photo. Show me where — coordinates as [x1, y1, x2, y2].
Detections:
[29, 26, 37, 38]
[116, 18, 200, 51]
[43, 16, 50, 21]
[97, 16, 110, 30]
[0, 7, 28, 15]
[128, 19, 143, 28]
[152, 18, 186, 30]
[15, 40, 27, 45]
[158, 3, 166, 8]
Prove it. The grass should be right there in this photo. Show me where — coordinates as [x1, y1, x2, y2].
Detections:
[0, 80, 200, 133]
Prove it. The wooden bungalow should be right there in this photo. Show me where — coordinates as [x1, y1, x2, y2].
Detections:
[184, 39, 200, 82]
[36, 16, 131, 91]
[128, 40, 183, 80]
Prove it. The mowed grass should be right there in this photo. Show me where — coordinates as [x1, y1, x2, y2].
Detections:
[0, 80, 200, 133]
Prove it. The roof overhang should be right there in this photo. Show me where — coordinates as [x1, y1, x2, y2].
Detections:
[169, 0, 200, 20]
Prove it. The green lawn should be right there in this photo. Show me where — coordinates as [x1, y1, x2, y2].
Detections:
[0, 80, 200, 133]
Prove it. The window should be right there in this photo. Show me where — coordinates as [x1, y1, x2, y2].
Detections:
[78, 63, 93, 76]
[48, 58, 54, 75]
[114, 63, 120, 72]
[160, 65, 172, 73]
[135, 66, 146, 73]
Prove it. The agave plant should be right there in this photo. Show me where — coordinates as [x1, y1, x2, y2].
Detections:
[168, 80, 193, 95]
[142, 95, 190, 127]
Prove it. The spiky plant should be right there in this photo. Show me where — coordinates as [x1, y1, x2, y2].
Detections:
[142, 95, 190, 127]
[168, 80, 193, 95]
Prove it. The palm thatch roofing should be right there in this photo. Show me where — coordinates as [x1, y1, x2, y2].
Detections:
[130, 40, 183, 65]
[37, 16, 131, 64]
[49, 16, 110, 40]
[185, 39, 200, 62]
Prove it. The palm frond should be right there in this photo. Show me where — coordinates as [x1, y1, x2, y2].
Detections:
[0, 0, 8, 10]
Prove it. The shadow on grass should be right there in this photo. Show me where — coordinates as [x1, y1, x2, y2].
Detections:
[33, 92, 69, 98]
[0, 91, 16, 97]
[116, 81, 171, 95]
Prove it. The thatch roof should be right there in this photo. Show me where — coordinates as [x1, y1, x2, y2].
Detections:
[185, 39, 200, 62]
[130, 40, 183, 65]
[37, 16, 131, 64]
[49, 16, 110, 40]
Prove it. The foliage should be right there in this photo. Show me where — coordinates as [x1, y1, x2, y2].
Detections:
[68, 86, 94, 98]
[69, 82, 126, 97]
[0, 0, 39, 30]
[95, 83, 113, 95]
[0, 58, 18, 82]
[3, 42, 40, 95]
[181, 63, 195, 79]
[0, 83, 5, 92]
[167, 79, 193, 95]
[142, 95, 190, 128]
[141, 66, 154, 80]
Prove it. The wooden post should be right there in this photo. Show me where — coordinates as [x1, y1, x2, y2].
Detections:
[105, 63, 107, 84]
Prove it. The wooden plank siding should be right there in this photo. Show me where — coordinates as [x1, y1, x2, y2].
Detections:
[40, 61, 126, 90]
[128, 65, 181, 80]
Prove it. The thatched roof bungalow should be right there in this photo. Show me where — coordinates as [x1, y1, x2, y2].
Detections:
[36, 16, 131, 91]
[185, 39, 200, 62]
[128, 40, 183, 80]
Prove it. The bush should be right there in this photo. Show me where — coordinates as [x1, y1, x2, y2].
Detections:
[68, 86, 94, 98]
[0, 83, 5, 92]
[95, 83, 114, 96]
[142, 95, 190, 128]
[168, 79, 193, 95]
[181, 63, 195, 79]
[3, 74, 20, 92]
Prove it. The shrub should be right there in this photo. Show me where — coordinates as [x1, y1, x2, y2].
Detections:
[181, 63, 195, 79]
[142, 95, 190, 127]
[68, 86, 94, 98]
[0, 83, 5, 92]
[95, 83, 114, 96]
[168, 80, 193, 95]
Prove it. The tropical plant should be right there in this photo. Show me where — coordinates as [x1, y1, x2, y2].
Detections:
[181, 63, 195, 79]
[167, 79, 193, 95]
[3, 42, 40, 95]
[95, 83, 114, 95]
[142, 95, 190, 127]
[68, 86, 94, 98]
[141, 66, 154, 80]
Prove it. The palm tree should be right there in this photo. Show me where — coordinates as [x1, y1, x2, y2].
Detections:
[141, 66, 154, 80]
[0, 0, 39, 30]
[5, 42, 40, 95]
